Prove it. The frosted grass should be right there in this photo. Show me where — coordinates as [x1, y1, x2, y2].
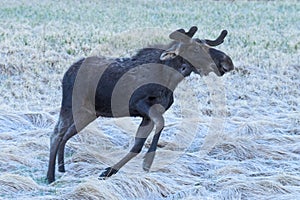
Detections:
[0, 0, 299, 199]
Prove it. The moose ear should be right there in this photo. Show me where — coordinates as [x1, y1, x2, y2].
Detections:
[160, 43, 180, 61]
[160, 51, 177, 61]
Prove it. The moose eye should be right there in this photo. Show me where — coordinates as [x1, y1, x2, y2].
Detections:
[182, 65, 186, 71]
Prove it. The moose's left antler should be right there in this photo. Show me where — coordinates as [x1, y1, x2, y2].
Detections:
[204, 30, 228, 46]
[169, 26, 198, 42]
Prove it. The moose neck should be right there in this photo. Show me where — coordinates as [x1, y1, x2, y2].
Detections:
[126, 47, 191, 91]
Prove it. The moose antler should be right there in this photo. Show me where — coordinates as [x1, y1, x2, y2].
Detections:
[204, 30, 228, 46]
[186, 26, 198, 38]
[169, 26, 198, 42]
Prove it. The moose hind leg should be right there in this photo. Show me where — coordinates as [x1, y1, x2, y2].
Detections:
[57, 112, 96, 173]
[99, 117, 154, 178]
[57, 123, 77, 172]
[47, 119, 70, 183]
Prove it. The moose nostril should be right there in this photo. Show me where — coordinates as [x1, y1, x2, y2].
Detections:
[223, 66, 229, 72]
[221, 63, 228, 72]
[221, 56, 234, 72]
[222, 62, 233, 72]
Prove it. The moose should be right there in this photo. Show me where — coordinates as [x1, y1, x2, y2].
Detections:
[47, 26, 234, 183]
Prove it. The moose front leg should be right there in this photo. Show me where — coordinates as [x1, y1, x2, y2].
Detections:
[143, 104, 165, 171]
[99, 117, 154, 179]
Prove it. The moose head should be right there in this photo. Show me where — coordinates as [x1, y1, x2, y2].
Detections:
[160, 26, 234, 76]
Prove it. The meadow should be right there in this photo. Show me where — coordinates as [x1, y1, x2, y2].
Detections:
[0, 0, 299, 199]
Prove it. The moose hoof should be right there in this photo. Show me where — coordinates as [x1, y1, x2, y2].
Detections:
[46, 177, 55, 184]
[143, 152, 155, 172]
[143, 166, 150, 172]
[58, 166, 65, 173]
[99, 167, 118, 180]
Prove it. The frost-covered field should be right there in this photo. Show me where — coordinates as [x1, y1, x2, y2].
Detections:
[0, 0, 300, 199]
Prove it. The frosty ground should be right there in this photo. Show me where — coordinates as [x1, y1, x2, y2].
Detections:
[0, 1, 299, 199]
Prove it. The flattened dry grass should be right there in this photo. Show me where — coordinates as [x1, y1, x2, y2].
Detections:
[0, 0, 300, 199]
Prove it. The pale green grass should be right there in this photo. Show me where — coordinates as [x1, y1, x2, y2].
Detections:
[0, 0, 300, 199]
[0, 0, 299, 111]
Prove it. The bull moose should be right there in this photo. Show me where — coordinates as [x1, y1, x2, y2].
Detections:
[47, 26, 234, 183]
